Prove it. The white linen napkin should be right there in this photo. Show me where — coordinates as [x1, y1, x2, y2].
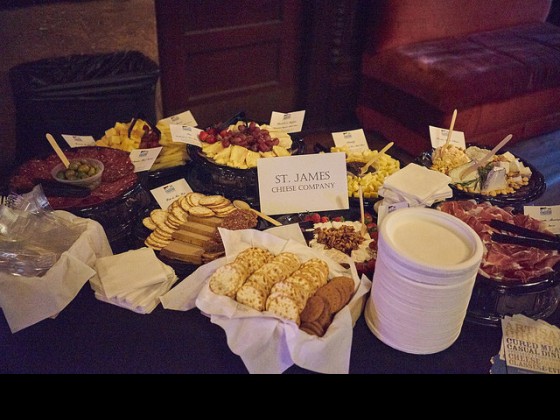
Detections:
[378, 163, 452, 207]
[160, 225, 371, 374]
[90, 247, 177, 314]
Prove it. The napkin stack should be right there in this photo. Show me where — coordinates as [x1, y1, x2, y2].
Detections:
[378, 163, 453, 207]
[90, 247, 177, 314]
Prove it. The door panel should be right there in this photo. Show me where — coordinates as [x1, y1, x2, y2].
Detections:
[155, 0, 303, 127]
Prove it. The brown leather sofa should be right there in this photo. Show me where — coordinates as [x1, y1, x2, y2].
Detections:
[356, 0, 560, 157]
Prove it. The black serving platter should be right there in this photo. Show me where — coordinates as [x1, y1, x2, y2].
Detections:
[416, 146, 546, 207]
[434, 199, 560, 326]
[185, 121, 305, 209]
[467, 267, 560, 327]
[132, 200, 268, 277]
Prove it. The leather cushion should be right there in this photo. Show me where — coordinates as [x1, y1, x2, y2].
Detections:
[361, 23, 560, 110]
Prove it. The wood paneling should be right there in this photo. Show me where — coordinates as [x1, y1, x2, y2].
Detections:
[156, 0, 304, 127]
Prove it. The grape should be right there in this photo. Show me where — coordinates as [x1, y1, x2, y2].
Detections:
[198, 121, 281, 153]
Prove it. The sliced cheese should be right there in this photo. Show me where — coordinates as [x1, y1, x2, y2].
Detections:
[172, 229, 213, 246]
[179, 221, 217, 238]
[160, 240, 204, 264]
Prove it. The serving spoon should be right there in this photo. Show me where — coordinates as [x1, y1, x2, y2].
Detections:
[233, 199, 283, 226]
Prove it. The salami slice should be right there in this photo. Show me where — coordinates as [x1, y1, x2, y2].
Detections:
[9, 146, 138, 209]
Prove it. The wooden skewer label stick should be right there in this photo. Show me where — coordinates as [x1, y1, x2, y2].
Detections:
[46, 133, 70, 168]
[444, 108, 458, 149]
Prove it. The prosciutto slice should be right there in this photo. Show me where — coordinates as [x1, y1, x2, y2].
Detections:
[438, 200, 560, 283]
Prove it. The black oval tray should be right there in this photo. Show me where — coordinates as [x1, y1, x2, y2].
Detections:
[416, 146, 546, 206]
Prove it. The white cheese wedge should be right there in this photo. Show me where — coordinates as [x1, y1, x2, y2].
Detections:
[482, 166, 508, 193]
[501, 151, 516, 162]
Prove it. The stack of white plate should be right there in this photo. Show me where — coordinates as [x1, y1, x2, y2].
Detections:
[365, 207, 483, 354]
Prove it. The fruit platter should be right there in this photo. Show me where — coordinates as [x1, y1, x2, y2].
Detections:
[186, 114, 305, 207]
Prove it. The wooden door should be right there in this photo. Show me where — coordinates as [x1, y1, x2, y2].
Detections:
[155, 0, 304, 128]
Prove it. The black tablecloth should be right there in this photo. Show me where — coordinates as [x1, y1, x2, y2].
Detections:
[2, 278, 557, 374]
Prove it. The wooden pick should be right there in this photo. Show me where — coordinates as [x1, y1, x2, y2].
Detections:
[460, 134, 513, 179]
[46, 133, 70, 168]
[444, 108, 458, 149]
[359, 141, 394, 176]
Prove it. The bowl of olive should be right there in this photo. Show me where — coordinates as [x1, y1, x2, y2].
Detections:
[51, 158, 104, 190]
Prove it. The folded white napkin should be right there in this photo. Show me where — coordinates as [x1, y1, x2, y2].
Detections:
[379, 163, 452, 206]
[90, 247, 177, 314]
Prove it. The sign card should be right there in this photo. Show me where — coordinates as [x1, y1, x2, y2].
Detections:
[62, 134, 96, 148]
[129, 147, 162, 172]
[257, 152, 349, 215]
[523, 205, 560, 235]
[150, 178, 192, 210]
[429, 125, 466, 149]
[159, 110, 198, 127]
[269, 110, 305, 133]
[169, 124, 203, 146]
[331, 129, 369, 153]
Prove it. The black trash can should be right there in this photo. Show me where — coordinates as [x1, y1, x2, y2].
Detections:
[10, 50, 160, 164]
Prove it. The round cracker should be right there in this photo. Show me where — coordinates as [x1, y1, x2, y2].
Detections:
[186, 192, 206, 207]
[150, 209, 169, 226]
[142, 217, 157, 231]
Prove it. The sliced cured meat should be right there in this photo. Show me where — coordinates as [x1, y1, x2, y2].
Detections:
[8, 146, 138, 209]
[438, 200, 559, 283]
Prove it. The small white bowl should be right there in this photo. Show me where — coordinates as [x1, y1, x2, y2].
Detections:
[51, 158, 104, 190]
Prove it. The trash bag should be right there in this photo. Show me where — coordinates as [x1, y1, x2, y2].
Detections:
[10, 50, 160, 163]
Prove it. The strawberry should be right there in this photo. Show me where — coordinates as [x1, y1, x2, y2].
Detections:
[310, 212, 321, 223]
[320, 216, 330, 223]
[332, 216, 344, 222]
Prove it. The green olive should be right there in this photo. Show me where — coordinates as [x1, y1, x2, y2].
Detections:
[78, 164, 91, 174]
[68, 161, 80, 171]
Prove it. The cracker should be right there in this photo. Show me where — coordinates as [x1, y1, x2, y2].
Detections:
[142, 217, 157, 230]
[300, 295, 325, 323]
[199, 194, 227, 207]
[179, 195, 192, 212]
[209, 263, 248, 298]
[236, 281, 268, 311]
[186, 192, 206, 207]
[266, 294, 301, 325]
[188, 205, 215, 217]
[300, 321, 325, 337]
[171, 206, 189, 222]
[153, 228, 173, 241]
[150, 209, 169, 227]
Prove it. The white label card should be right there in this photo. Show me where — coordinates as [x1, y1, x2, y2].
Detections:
[523, 205, 560, 235]
[376, 201, 410, 226]
[257, 152, 349, 215]
[269, 110, 305, 133]
[62, 134, 96, 148]
[129, 147, 162, 172]
[169, 124, 203, 146]
[429, 125, 466, 149]
[150, 178, 193, 210]
[331, 129, 369, 153]
[159, 110, 198, 127]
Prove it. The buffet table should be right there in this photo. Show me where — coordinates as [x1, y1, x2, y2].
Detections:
[4, 281, 557, 374]
[1, 131, 559, 374]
